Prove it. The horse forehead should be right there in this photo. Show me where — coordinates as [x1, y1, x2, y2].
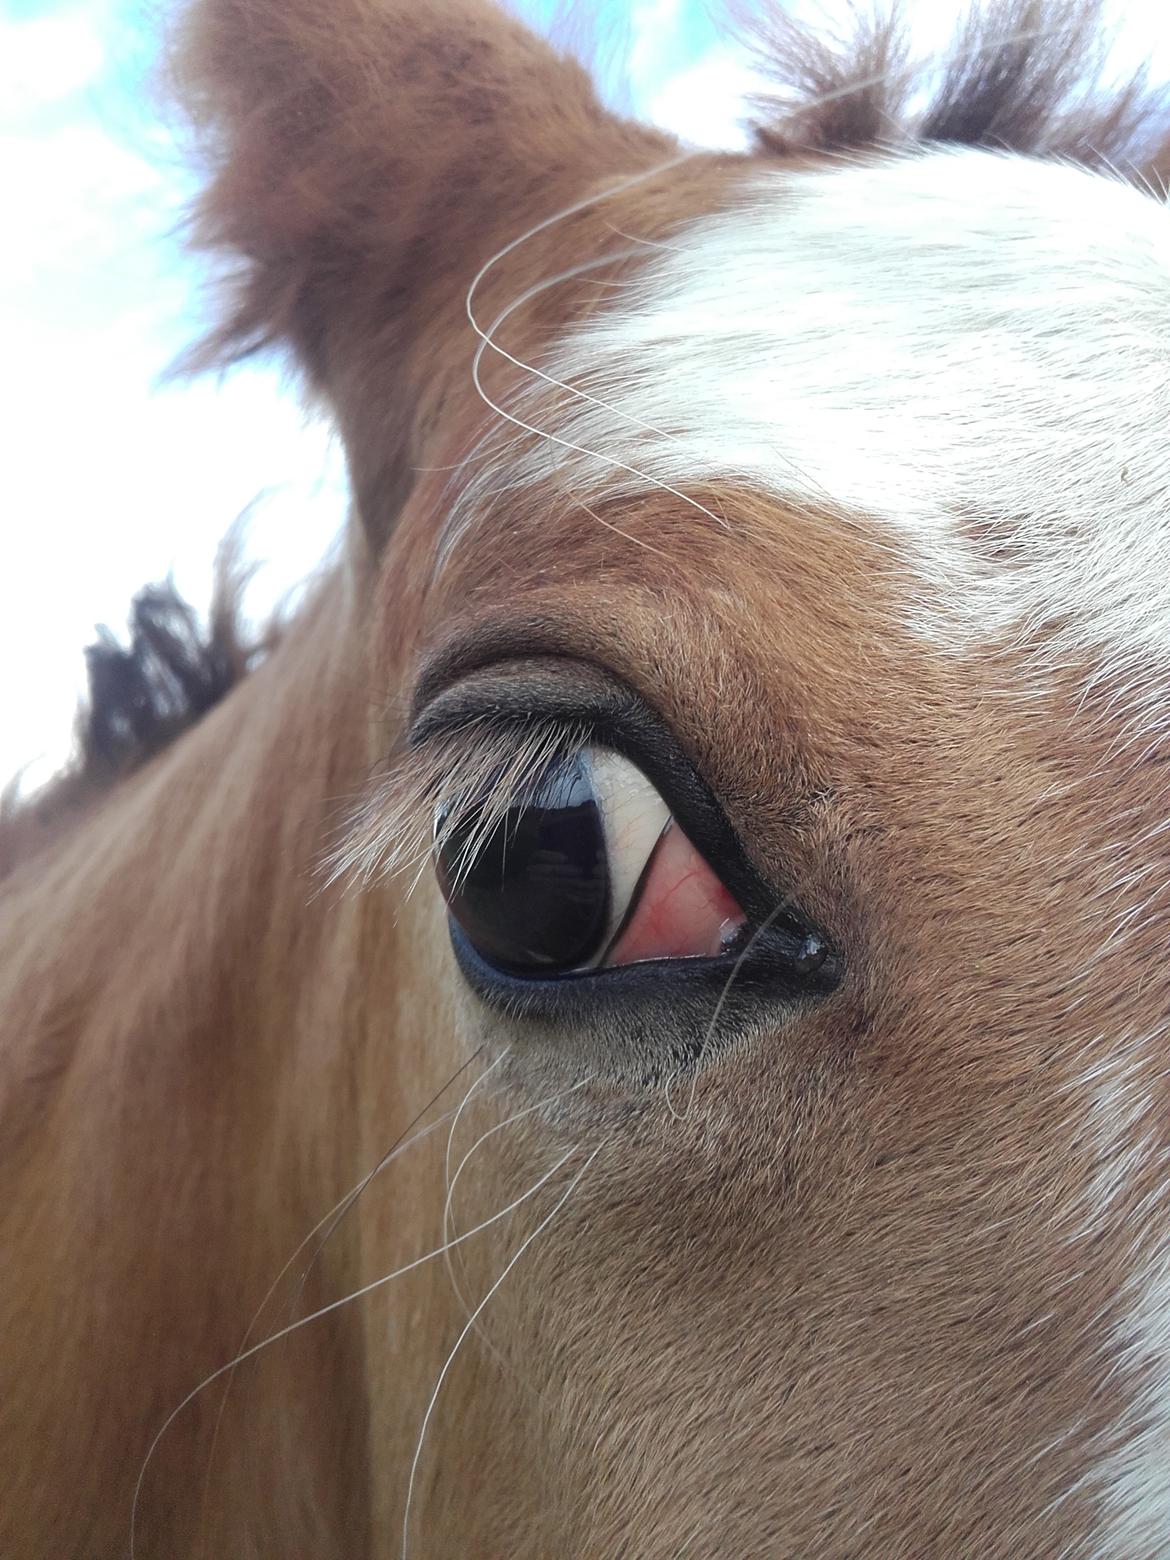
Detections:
[553, 145, 1170, 509]
[435, 150, 1153, 655]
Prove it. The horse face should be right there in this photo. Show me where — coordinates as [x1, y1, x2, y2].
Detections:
[34, 0, 1166, 1552]
[352, 143, 1170, 1555]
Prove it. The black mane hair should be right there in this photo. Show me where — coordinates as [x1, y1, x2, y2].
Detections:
[80, 582, 249, 778]
[0, 545, 265, 881]
[746, 0, 1169, 183]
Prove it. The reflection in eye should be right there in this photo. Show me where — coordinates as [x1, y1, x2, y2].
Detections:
[434, 746, 745, 978]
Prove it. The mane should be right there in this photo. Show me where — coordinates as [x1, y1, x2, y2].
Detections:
[744, 0, 1170, 174]
[0, 541, 268, 883]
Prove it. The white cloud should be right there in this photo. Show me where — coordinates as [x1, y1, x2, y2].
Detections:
[644, 44, 761, 150]
[0, 7, 105, 121]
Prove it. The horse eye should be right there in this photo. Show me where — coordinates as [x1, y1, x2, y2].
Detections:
[434, 747, 744, 978]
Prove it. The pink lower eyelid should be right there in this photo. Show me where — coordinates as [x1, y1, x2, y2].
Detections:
[607, 822, 746, 966]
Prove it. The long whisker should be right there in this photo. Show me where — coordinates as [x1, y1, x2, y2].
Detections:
[402, 1144, 601, 1560]
[443, 1074, 596, 1355]
[446, 1076, 595, 1251]
[440, 1051, 512, 1329]
[665, 899, 794, 1123]
[289, 1053, 487, 1314]
[130, 1136, 575, 1560]
[473, 247, 680, 438]
[453, 152, 764, 547]
[195, 1047, 485, 1539]
[468, 327, 731, 537]
[469, 250, 739, 533]
[566, 491, 675, 561]
[463, 149, 695, 324]
[443, 1052, 509, 1238]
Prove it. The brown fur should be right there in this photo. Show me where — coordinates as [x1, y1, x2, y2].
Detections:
[6, 2, 1170, 1556]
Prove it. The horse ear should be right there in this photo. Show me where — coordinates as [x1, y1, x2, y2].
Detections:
[174, 0, 672, 547]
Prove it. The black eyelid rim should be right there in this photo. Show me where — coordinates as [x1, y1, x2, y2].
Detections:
[409, 657, 829, 951]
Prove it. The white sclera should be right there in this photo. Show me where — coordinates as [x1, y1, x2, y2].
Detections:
[588, 748, 671, 955]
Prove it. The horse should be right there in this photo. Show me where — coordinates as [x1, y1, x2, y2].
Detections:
[6, 0, 1170, 1553]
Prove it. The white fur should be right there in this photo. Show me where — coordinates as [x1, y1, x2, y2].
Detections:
[457, 147, 1170, 673]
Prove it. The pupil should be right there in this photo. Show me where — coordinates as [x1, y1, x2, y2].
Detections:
[435, 752, 610, 976]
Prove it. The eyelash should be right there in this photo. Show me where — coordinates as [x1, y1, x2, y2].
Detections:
[432, 730, 588, 893]
[327, 687, 840, 1041]
[326, 718, 586, 894]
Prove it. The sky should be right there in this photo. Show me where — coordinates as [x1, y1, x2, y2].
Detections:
[5, 0, 1170, 793]
[2, 0, 759, 794]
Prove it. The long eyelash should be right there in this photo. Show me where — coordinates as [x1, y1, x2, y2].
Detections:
[323, 717, 586, 893]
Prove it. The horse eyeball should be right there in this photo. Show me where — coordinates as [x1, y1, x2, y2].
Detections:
[435, 751, 611, 976]
[434, 745, 746, 979]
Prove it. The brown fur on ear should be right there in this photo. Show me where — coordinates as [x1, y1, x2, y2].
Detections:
[173, 0, 673, 543]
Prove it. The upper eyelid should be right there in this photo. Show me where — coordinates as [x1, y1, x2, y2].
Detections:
[409, 636, 604, 721]
[407, 656, 640, 747]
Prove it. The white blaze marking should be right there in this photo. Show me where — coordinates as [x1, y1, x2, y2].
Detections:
[461, 147, 1170, 669]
